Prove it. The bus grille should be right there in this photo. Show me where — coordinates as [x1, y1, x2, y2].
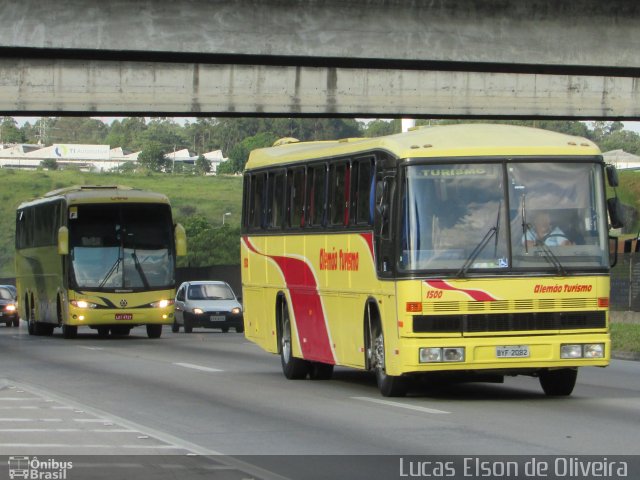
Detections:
[424, 297, 597, 312]
[412, 311, 606, 333]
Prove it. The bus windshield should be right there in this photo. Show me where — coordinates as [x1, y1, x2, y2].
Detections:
[399, 161, 608, 274]
[69, 203, 174, 290]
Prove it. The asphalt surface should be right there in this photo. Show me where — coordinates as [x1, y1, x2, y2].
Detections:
[0, 323, 638, 479]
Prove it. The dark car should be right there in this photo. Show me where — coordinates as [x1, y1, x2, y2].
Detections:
[173, 281, 244, 333]
[0, 286, 19, 327]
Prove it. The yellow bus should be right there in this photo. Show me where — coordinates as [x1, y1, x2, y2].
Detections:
[241, 124, 623, 397]
[15, 185, 187, 339]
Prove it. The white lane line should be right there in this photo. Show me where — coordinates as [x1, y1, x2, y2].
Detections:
[0, 406, 39, 410]
[0, 418, 63, 422]
[73, 418, 110, 423]
[0, 429, 136, 433]
[172, 362, 223, 373]
[351, 396, 451, 415]
[0, 398, 41, 401]
[79, 346, 104, 351]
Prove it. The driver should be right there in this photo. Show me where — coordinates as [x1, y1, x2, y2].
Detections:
[524, 211, 571, 247]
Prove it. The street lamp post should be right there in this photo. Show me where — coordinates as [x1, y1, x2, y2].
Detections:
[222, 212, 231, 226]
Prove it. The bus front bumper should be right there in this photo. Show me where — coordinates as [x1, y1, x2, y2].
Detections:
[389, 332, 610, 376]
[66, 306, 175, 326]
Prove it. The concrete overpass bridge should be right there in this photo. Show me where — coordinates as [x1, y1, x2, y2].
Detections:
[0, 0, 639, 119]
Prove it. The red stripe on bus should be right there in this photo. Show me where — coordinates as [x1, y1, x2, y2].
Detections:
[359, 233, 375, 262]
[425, 279, 498, 302]
[242, 236, 335, 364]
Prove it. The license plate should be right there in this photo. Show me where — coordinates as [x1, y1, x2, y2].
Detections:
[115, 313, 133, 320]
[496, 345, 530, 358]
[210, 315, 225, 322]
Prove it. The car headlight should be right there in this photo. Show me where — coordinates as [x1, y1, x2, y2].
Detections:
[5, 304, 16, 312]
[192, 308, 204, 315]
[151, 299, 174, 308]
[231, 307, 242, 315]
[70, 300, 97, 309]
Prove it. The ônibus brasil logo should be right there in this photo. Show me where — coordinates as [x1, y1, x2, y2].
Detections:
[8, 456, 73, 479]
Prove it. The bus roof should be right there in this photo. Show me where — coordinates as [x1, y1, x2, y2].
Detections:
[245, 124, 602, 170]
[17, 185, 171, 209]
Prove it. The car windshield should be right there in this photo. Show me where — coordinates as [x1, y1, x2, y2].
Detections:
[188, 284, 234, 300]
[399, 161, 608, 274]
[0, 288, 13, 300]
[69, 203, 175, 290]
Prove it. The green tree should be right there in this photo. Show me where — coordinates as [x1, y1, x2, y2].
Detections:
[40, 158, 58, 170]
[195, 154, 212, 175]
[137, 143, 169, 172]
[1, 117, 25, 143]
[223, 131, 278, 173]
[364, 119, 400, 137]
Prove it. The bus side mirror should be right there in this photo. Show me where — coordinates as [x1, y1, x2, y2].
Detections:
[607, 197, 624, 229]
[609, 235, 619, 268]
[57, 226, 69, 255]
[175, 223, 187, 256]
[606, 165, 619, 187]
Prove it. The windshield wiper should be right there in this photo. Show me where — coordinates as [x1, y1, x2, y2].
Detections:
[99, 256, 122, 288]
[128, 233, 150, 289]
[456, 227, 497, 278]
[523, 223, 567, 276]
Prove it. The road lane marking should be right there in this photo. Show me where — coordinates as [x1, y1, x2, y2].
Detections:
[351, 396, 450, 415]
[79, 346, 104, 351]
[172, 362, 223, 373]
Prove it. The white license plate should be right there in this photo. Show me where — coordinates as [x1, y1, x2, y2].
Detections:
[210, 315, 225, 322]
[496, 345, 530, 358]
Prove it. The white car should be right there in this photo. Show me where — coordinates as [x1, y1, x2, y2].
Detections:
[173, 281, 244, 333]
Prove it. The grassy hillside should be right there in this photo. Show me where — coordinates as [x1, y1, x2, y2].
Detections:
[0, 169, 243, 276]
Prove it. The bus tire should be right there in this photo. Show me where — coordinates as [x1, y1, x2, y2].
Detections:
[97, 327, 110, 338]
[279, 299, 309, 380]
[309, 362, 334, 380]
[371, 323, 408, 397]
[146, 324, 162, 338]
[62, 324, 78, 339]
[539, 368, 577, 396]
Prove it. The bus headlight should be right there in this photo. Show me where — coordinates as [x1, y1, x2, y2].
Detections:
[419, 347, 465, 363]
[151, 299, 174, 308]
[70, 300, 97, 309]
[560, 343, 603, 359]
[583, 343, 605, 358]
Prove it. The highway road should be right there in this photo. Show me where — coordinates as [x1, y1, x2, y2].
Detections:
[0, 324, 638, 479]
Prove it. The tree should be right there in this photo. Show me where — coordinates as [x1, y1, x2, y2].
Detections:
[137, 143, 169, 172]
[364, 119, 400, 137]
[194, 154, 212, 175]
[0, 117, 25, 143]
[40, 158, 58, 170]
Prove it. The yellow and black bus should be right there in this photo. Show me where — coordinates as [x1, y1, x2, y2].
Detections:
[241, 124, 621, 396]
[15, 185, 186, 339]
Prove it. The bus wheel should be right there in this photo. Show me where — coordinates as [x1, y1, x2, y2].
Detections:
[62, 325, 78, 339]
[539, 368, 577, 396]
[372, 329, 408, 397]
[27, 318, 35, 335]
[309, 362, 334, 380]
[279, 300, 309, 379]
[146, 324, 162, 338]
[97, 327, 110, 338]
[171, 320, 180, 333]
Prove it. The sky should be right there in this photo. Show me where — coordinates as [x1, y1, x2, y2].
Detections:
[8, 116, 640, 134]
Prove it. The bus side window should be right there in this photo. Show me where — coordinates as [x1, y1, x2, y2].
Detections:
[353, 157, 374, 225]
[329, 161, 350, 226]
[249, 173, 266, 230]
[287, 168, 306, 229]
[268, 171, 285, 229]
[307, 164, 327, 227]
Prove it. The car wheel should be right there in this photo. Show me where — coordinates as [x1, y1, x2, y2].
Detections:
[279, 299, 310, 379]
[146, 324, 162, 338]
[221, 327, 229, 333]
[4, 321, 10, 328]
[539, 368, 577, 396]
[235, 326, 244, 333]
[62, 324, 78, 339]
[12, 319, 19, 327]
[171, 320, 180, 333]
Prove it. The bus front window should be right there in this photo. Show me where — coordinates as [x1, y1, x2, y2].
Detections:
[69, 204, 174, 290]
[400, 164, 509, 272]
[400, 161, 609, 274]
